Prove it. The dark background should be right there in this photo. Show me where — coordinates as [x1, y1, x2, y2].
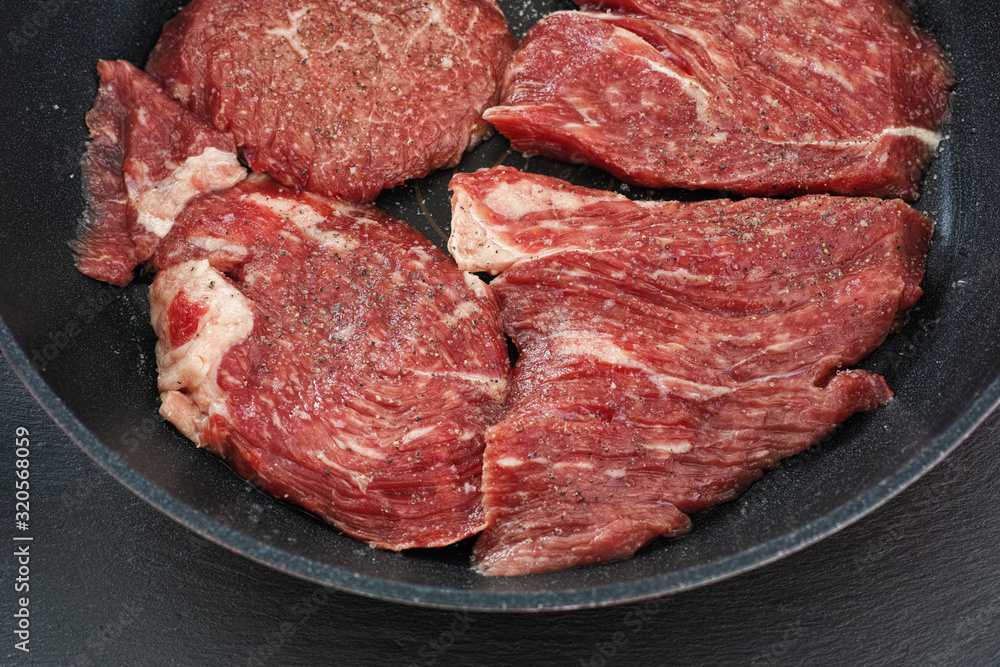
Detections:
[2, 0, 1000, 663]
[1, 354, 998, 665]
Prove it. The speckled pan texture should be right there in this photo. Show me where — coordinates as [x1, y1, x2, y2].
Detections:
[1, 0, 998, 610]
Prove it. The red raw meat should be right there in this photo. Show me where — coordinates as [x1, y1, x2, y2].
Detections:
[74, 60, 247, 286]
[483, 0, 952, 200]
[449, 167, 932, 575]
[147, 0, 515, 203]
[74, 58, 511, 549]
[150, 174, 510, 549]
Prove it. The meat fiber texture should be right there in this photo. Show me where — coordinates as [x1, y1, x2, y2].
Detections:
[74, 58, 510, 549]
[146, 0, 516, 203]
[75, 60, 248, 286]
[150, 174, 510, 549]
[449, 167, 932, 575]
[484, 0, 953, 200]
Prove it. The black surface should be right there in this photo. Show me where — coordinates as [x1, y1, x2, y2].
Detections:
[2, 0, 1000, 610]
[2, 353, 1000, 665]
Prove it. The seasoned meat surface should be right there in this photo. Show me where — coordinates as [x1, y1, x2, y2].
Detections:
[151, 174, 510, 549]
[147, 0, 515, 203]
[484, 0, 952, 199]
[75, 60, 247, 286]
[76, 57, 511, 550]
[450, 167, 932, 575]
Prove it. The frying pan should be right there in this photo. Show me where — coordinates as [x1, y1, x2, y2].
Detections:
[1, 0, 997, 611]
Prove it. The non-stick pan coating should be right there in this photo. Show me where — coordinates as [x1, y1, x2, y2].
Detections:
[0, 0, 998, 609]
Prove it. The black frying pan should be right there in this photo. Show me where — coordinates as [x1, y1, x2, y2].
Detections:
[1, 0, 998, 610]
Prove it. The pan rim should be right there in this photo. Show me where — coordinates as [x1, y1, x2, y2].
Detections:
[3, 315, 995, 612]
[1, 0, 990, 612]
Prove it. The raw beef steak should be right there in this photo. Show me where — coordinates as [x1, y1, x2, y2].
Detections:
[484, 0, 952, 200]
[147, 0, 516, 203]
[150, 174, 510, 549]
[75, 60, 247, 286]
[450, 167, 932, 574]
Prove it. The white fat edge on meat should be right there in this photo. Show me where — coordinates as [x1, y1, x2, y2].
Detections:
[410, 369, 508, 401]
[438, 274, 493, 326]
[763, 125, 943, 151]
[653, 34, 944, 150]
[646, 265, 718, 286]
[495, 456, 550, 469]
[553, 461, 595, 471]
[580, 13, 712, 120]
[462, 271, 492, 300]
[643, 440, 694, 455]
[548, 331, 732, 401]
[312, 419, 472, 492]
[767, 42, 859, 92]
[242, 192, 363, 252]
[315, 451, 372, 493]
[490, 20, 713, 128]
[558, 96, 603, 128]
[132, 147, 247, 238]
[725, 334, 839, 380]
[882, 127, 944, 150]
[186, 235, 251, 260]
[316, 431, 386, 462]
[264, 7, 312, 61]
[151, 259, 254, 448]
[526, 12, 941, 153]
[407, 245, 437, 270]
[449, 186, 521, 273]
[481, 177, 619, 218]
[400, 425, 438, 445]
[449, 177, 622, 273]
